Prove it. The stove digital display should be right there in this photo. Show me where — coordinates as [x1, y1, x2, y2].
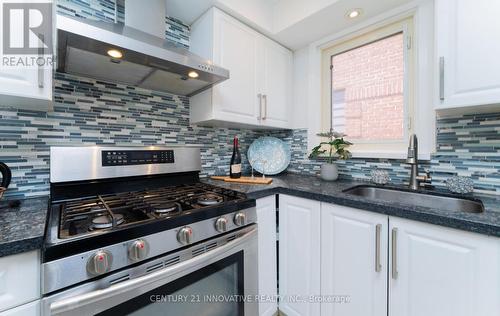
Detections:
[102, 150, 174, 166]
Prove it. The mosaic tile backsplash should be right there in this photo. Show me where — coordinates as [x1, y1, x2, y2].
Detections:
[280, 114, 500, 195]
[0, 72, 283, 198]
[0, 1, 498, 198]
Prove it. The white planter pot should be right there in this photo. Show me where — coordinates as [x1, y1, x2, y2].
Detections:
[320, 163, 338, 181]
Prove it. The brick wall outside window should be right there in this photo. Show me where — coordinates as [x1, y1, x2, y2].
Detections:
[331, 33, 405, 141]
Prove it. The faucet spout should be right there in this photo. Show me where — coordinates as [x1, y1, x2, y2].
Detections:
[406, 134, 431, 190]
[406, 134, 418, 165]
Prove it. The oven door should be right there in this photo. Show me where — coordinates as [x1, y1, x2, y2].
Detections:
[42, 225, 258, 316]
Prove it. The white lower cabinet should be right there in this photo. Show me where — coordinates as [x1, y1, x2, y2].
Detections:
[0, 251, 40, 313]
[389, 217, 500, 316]
[278, 195, 321, 316]
[263, 197, 500, 316]
[256, 196, 278, 316]
[321, 204, 388, 316]
[0, 301, 40, 316]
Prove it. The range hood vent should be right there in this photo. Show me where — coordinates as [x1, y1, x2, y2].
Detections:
[56, 14, 229, 97]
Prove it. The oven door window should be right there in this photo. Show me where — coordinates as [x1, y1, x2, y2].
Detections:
[97, 251, 244, 316]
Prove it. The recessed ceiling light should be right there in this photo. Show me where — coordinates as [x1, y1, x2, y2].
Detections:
[107, 49, 123, 59]
[188, 71, 199, 79]
[346, 8, 363, 19]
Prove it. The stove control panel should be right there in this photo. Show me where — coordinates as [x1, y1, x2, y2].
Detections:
[102, 150, 174, 166]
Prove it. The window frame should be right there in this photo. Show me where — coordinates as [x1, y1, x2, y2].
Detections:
[321, 17, 415, 154]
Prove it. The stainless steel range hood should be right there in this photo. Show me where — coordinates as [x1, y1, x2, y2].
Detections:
[56, 14, 229, 97]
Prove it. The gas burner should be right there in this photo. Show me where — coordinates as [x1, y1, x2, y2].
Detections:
[197, 193, 224, 206]
[90, 214, 125, 230]
[154, 203, 181, 216]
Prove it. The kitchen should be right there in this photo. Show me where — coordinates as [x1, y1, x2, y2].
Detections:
[0, 0, 499, 315]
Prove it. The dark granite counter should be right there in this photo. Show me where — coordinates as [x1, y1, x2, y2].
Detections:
[2, 174, 500, 257]
[204, 173, 500, 237]
[0, 197, 48, 258]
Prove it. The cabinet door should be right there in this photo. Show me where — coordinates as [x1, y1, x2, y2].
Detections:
[0, 251, 40, 312]
[321, 203, 388, 316]
[279, 195, 321, 316]
[212, 11, 260, 125]
[389, 217, 500, 316]
[0, 301, 40, 316]
[0, 67, 52, 108]
[260, 39, 292, 129]
[0, 1, 51, 109]
[435, 0, 500, 108]
[256, 196, 278, 316]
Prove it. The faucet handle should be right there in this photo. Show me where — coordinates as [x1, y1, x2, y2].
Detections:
[424, 169, 432, 180]
[417, 169, 432, 187]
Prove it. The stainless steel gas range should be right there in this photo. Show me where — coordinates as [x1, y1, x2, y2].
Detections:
[41, 146, 258, 316]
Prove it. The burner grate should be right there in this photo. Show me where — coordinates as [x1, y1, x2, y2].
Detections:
[57, 183, 247, 239]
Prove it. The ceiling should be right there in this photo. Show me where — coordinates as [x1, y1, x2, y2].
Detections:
[165, 0, 414, 50]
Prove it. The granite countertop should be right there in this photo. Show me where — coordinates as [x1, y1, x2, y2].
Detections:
[0, 197, 48, 258]
[2, 174, 500, 258]
[204, 173, 500, 237]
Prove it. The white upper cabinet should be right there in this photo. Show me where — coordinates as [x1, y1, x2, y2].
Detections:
[0, 1, 52, 109]
[190, 8, 292, 129]
[389, 217, 500, 316]
[259, 38, 292, 129]
[0, 67, 52, 109]
[321, 204, 388, 316]
[435, 0, 500, 110]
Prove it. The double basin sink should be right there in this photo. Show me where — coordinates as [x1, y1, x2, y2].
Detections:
[343, 185, 484, 213]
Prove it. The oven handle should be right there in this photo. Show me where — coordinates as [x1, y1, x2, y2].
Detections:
[50, 226, 257, 315]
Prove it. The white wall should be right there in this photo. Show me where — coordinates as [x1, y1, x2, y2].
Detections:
[272, 0, 340, 33]
[216, 0, 274, 33]
[291, 0, 436, 159]
[291, 47, 310, 128]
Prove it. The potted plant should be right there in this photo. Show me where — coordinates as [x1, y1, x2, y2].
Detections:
[309, 131, 352, 181]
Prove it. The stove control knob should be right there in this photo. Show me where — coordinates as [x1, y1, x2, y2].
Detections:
[177, 226, 193, 245]
[215, 217, 228, 233]
[87, 250, 112, 276]
[234, 212, 246, 226]
[128, 239, 149, 262]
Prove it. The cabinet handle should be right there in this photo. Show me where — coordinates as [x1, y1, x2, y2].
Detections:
[375, 224, 382, 272]
[391, 228, 398, 279]
[257, 94, 262, 120]
[439, 56, 445, 101]
[262, 94, 267, 120]
[38, 33, 44, 89]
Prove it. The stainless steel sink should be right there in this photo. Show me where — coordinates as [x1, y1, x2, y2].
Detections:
[343, 185, 484, 213]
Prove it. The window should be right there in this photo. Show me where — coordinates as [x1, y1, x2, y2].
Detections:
[321, 18, 414, 155]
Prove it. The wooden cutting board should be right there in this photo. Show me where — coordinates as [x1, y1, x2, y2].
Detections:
[211, 176, 273, 185]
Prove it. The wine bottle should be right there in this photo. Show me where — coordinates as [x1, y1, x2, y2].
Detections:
[230, 136, 242, 178]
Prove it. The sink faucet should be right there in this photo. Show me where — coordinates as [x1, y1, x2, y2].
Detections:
[406, 134, 431, 190]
